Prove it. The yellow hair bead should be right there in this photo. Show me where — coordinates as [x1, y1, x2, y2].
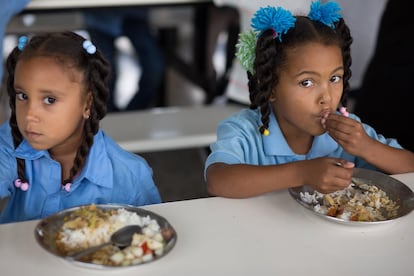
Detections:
[263, 128, 270, 136]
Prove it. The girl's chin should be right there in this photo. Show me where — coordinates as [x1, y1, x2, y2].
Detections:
[27, 141, 48, 151]
[314, 127, 327, 136]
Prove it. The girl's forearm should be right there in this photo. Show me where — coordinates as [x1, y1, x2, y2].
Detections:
[206, 162, 304, 198]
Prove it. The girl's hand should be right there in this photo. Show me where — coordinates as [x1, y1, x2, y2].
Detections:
[302, 157, 354, 194]
[324, 113, 373, 156]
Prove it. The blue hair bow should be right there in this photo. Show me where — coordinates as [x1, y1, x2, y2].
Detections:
[82, 40, 97, 54]
[17, 36, 28, 51]
[308, 0, 342, 29]
[251, 6, 296, 42]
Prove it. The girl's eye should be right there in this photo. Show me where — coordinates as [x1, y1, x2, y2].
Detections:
[300, 79, 313, 88]
[16, 92, 28, 101]
[331, 75, 342, 83]
[43, 97, 56, 105]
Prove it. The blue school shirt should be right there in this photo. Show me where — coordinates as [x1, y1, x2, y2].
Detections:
[204, 108, 402, 178]
[0, 122, 161, 223]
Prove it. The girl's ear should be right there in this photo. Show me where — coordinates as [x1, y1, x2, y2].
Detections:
[269, 88, 277, 102]
[83, 92, 93, 119]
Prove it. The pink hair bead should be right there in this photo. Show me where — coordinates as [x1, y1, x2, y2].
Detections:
[14, 179, 22, 188]
[20, 182, 29, 191]
[14, 179, 29, 191]
[63, 183, 72, 192]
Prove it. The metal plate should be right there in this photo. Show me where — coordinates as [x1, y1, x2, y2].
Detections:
[289, 168, 414, 225]
[34, 204, 177, 269]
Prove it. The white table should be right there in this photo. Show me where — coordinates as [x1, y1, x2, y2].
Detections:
[100, 104, 242, 152]
[1, 172, 413, 275]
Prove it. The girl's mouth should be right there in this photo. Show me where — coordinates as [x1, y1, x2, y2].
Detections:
[25, 131, 42, 140]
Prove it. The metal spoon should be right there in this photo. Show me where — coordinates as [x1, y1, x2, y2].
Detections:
[350, 177, 372, 192]
[67, 224, 142, 260]
[333, 162, 371, 192]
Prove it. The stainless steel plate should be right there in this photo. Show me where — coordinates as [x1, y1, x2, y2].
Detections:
[34, 204, 177, 269]
[289, 168, 414, 225]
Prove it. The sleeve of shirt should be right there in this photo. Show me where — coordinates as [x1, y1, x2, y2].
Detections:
[130, 156, 162, 205]
[348, 113, 402, 169]
[204, 111, 258, 178]
[350, 113, 403, 149]
[0, 124, 16, 199]
[109, 150, 161, 205]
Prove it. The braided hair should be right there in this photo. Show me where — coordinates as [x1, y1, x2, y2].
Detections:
[248, 16, 353, 135]
[5, 31, 109, 186]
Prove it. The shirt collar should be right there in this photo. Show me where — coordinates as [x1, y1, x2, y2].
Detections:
[15, 140, 49, 160]
[262, 110, 338, 158]
[14, 129, 112, 188]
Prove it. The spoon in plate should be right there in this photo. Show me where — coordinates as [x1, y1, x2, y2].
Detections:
[334, 162, 370, 192]
[67, 224, 142, 260]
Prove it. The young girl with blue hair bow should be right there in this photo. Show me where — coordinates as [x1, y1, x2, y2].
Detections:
[205, 1, 414, 198]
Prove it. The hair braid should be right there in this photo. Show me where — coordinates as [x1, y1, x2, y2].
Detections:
[6, 47, 28, 182]
[66, 121, 94, 183]
[335, 18, 353, 108]
[248, 30, 278, 134]
[87, 56, 109, 122]
[65, 37, 110, 184]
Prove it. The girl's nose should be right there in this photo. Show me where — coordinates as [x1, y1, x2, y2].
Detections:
[319, 86, 332, 105]
[24, 102, 40, 122]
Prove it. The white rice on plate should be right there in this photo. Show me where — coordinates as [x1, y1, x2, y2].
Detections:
[56, 205, 167, 266]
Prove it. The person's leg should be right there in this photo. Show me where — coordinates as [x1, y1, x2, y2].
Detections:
[123, 13, 165, 110]
[87, 28, 119, 112]
[201, 5, 240, 103]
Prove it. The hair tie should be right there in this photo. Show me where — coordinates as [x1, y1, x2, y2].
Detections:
[251, 6, 296, 42]
[235, 30, 257, 74]
[82, 40, 97, 54]
[308, 0, 342, 29]
[17, 36, 28, 51]
[14, 178, 29, 191]
[236, 6, 295, 74]
[62, 182, 72, 192]
[259, 126, 270, 136]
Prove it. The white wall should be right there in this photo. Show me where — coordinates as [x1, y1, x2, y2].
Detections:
[338, 0, 387, 89]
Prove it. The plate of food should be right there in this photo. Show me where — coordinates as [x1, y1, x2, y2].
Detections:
[34, 204, 177, 268]
[289, 168, 414, 225]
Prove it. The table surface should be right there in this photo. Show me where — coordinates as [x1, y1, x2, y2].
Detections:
[1, 172, 413, 275]
[25, 0, 211, 9]
[100, 104, 242, 152]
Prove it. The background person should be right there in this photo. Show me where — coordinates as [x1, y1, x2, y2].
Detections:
[0, 0, 30, 123]
[353, 0, 414, 151]
[84, 7, 165, 112]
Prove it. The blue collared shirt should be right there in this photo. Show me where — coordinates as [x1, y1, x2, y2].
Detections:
[0, 122, 161, 223]
[204, 108, 402, 178]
